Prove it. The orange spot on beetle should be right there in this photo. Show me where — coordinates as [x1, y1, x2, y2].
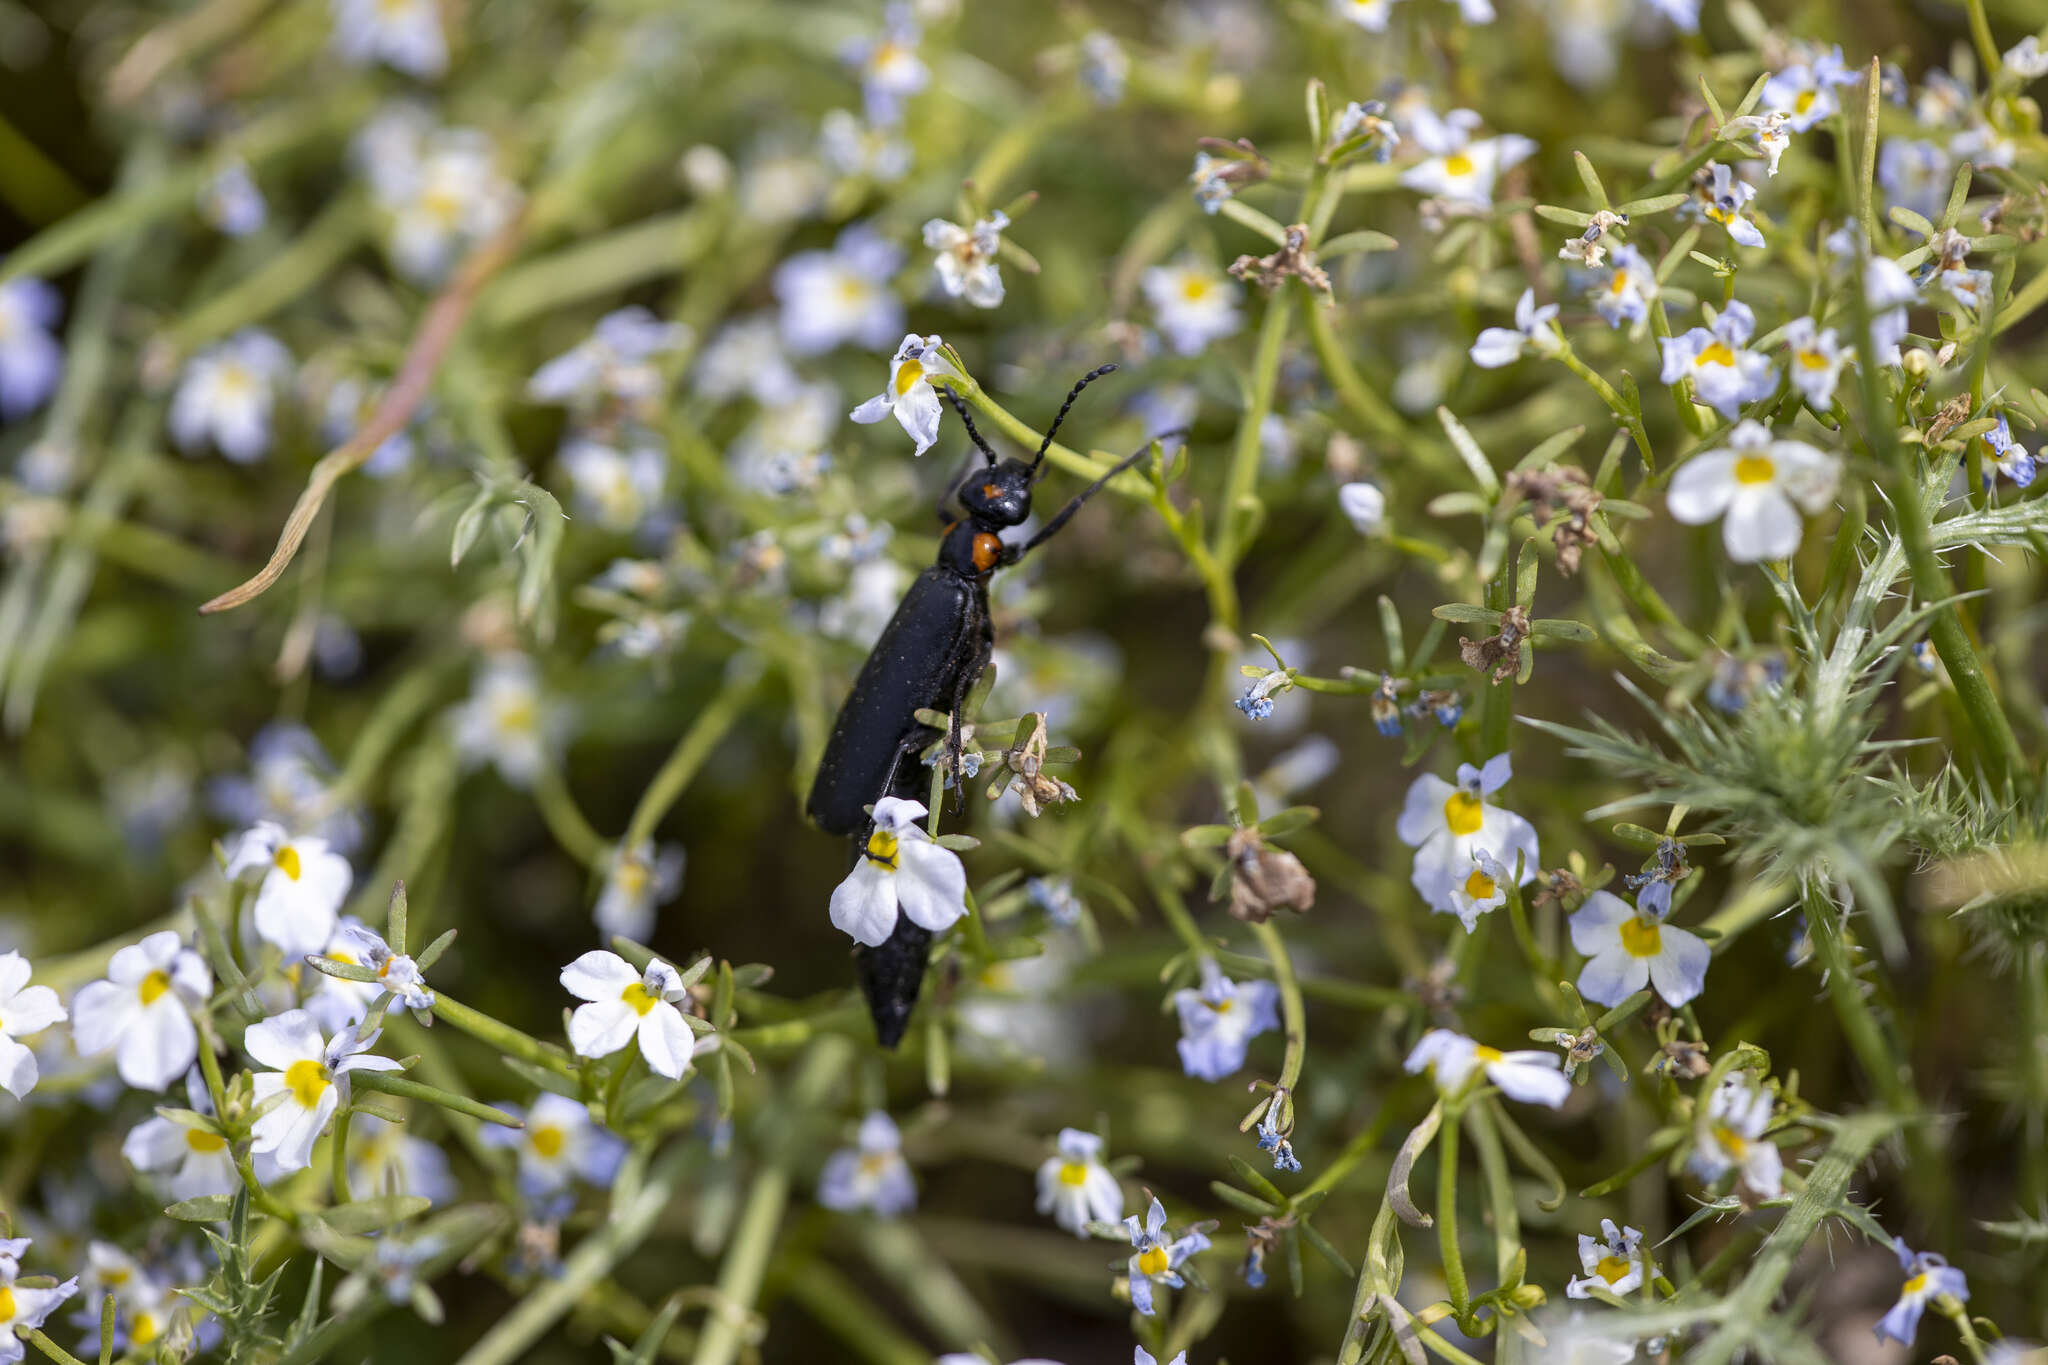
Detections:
[972, 532, 1002, 572]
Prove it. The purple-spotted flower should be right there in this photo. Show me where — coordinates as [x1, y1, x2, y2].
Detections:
[1566, 1219, 1647, 1299]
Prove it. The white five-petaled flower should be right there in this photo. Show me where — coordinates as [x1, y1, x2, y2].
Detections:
[450, 654, 558, 787]
[169, 330, 293, 463]
[71, 932, 213, 1092]
[1657, 300, 1775, 418]
[1141, 259, 1244, 356]
[773, 222, 906, 356]
[1874, 1238, 1970, 1345]
[0, 952, 65, 1099]
[1667, 420, 1840, 563]
[1470, 288, 1563, 368]
[1035, 1128, 1124, 1235]
[828, 797, 969, 947]
[694, 313, 801, 406]
[1396, 753, 1539, 920]
[923, 212, 1010, 309]
[558, 436, 666, 533]
[1689, 1076, 1782, 1199]
[1404, 1028, 1571, 1108]
[1566, 1219, 1647, 1299]
[326, 921, 434, 1012]
[560, 951, 700, 1080]
[817, 1111, 917, 1217]
[526, 307, 687, 414]
[0, 276, 64, 422]
[849, 334, 960, 457]
[1782, 317, 1848, 409]
[226, 820, 353, 960]
[354, 110, 518, 284]
[841, 2, 928, 127]
[1591, 243, 1659, 330]
[122, 1072, 238, 1200]
[1760, 46, 1855, 132]
[593, 840, 686, 942]
[246, 1010, 402, 1172]
[479, 1092, 625, 1199]
[1443, 847, 1511, 932]
[1173, 958, 1280, 1082]
[1695, 163, 1766, 248]
[1568, 889, 1710, 1009]
[330, 0, 446, 77]
[1399, 107, 1535, 208]
[0, 1238, 78, 1361]
[1123, 1196, 1210, 1317]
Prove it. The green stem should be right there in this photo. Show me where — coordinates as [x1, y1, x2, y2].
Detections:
[529, 760, 606, 866]
[1251, 918, 1307, 1094]
[1963, 0, 2001, 79]
[22, 1330, 91, 1365]
[431, 991, 578, 1077]
[330, 1105, 354, 1205]
[1299, 284, 1407, 443]
[623, 667, 753, 849]
[1436, 1104, 1468, 1315]
[1217, 285, 1296, 569]
[1555, 346, 1655, 470]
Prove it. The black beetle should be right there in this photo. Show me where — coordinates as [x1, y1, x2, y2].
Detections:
[808, 364, 1155, 1046]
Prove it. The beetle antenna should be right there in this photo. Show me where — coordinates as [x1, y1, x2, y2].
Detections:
[1010, 428, 1184, 561]
[940, 387, 1000, 466]
[1030, 364, 1118, 477]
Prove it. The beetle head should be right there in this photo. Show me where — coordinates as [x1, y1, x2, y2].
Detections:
[958, 458, 1034, 527]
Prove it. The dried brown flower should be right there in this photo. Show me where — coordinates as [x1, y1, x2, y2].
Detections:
[1505, 466, 1603, 576]
[1460, 604, 1530, 684]
[1223, 826, 1316, 923]
[1229, 223, 1331, 295]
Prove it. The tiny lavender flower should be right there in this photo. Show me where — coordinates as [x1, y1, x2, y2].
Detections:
[1657, 300, 1775, 418]
[817, 1111, 917, 1216]
[1123, 1197, 1210, 1316]
[1172, 959, 1280, 1082]
[1874, 1238, 1969, 1345]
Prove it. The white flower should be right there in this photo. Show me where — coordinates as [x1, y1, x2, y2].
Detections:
[1443, 848, 1511, 932]
[526, 307, 688, 414]
[1035, 1128, 1124, 1235]
[1760, 46, 1855, 132]
[1404, 1028, 1571, 1107]
[1135, 1351, 1189, 1365]
[1141, 259, 1243, 356]
[1331, 0, 1400, 32]
[1874, 1238, 1970, 1345]
[694, 313, 801, 406]
[1694, 162, 1766, 248]
[0, 276, 63, 422]
[479, 1092, 625, 1199]
[122, 1075, 237, 1201]
[200, 160, 267, 236]
[0, 952, 65, 1100]
[1566, 1219, 1647, 1298]
[818, 1111, 917, 1216]
[451, 654, 558, 787]
[558, 436, 666, 533]
[1338, 482, 1386, 535]
[211, 722, 364, 853]
[325, 921, 434, 1012]
[819, 109, 912, 184]
[2006, 36, 2048, 79]
[849, 333, 960, 456]
[827, 797, 969, 947]
[169, 330, 292, 463]
[1568, 889, 1710, 1009]
[560, 951, 700, 1080]
[923, 212, 1009, 309]
[1689, 1076, 1782, 1198]
[0, 1238, 77, 1361]
[773, 221, 905, 356]
[1667, 420, 1840, 563]
[71, 932, 212, 1092]
[841, 2, 928, 126]
[1657, 300, 1775, 418]
[330, 0, 446, 77]
[1396, 754, 1539, 919]
[354, 112, 518, 283]
[348, 1112, 458, 1204]
[1400, 109, 1535, 208]
[1592, 244, 1658, 329]
[246, 1011, 401, 1172]
[593, 841, 686, 942]
[1078, 31, 1130, 105]
[1123, 1196, 1210, 1317]
[730, 378, 840, 493]
[1782, 317, 1847, 409]
[1173, 959, 1280, 1082]
[1470, 288, 1562, 368]
[225, 820, 353, 960]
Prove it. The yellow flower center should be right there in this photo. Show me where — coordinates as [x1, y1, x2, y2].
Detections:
[1474, 1044, 1504, 1062]
[495, 696, 537, 735]
[1710, 1121, 1747, 1157]
[1463, 868, 1497, 901]
[0, 1286, 15, 1321]
[187, 1128, 228, 1153]
[1443, 791, 1484, 836]
[285, 1058, 330, 1108]
[274, 844, 302, 881]
[140, 969, 173, 1005]
[530, 1125, 566, 1159]
[621, 981, 659, 1016]
[1204, 996, 1234, 1013]
[1795, 89, 1817, 114]
[1596, 1254, 1633, 1283]
[617, 858, 650, 896]
[1444, 152, 1475, 177]
[1057, 1160, 1090, 1187]
[1797, 348, 1830, 370]
[1618, 915, 1663, 958]
[1608, 270, 1630, 294]
[1179, 276, 1212, 302]
[1733, 454, 1776, 485]
[132, 1312, 160, 1346]
[1138, 1244, 1171, 1277]
[1697, 341, 1736, 367]
[858, 1151, 890, 1176]
[893, 359, 925, 397]
[215, 362, 254, 397]
[1903, 1272, 1928, 1297]
[864, 828, 900, 870]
